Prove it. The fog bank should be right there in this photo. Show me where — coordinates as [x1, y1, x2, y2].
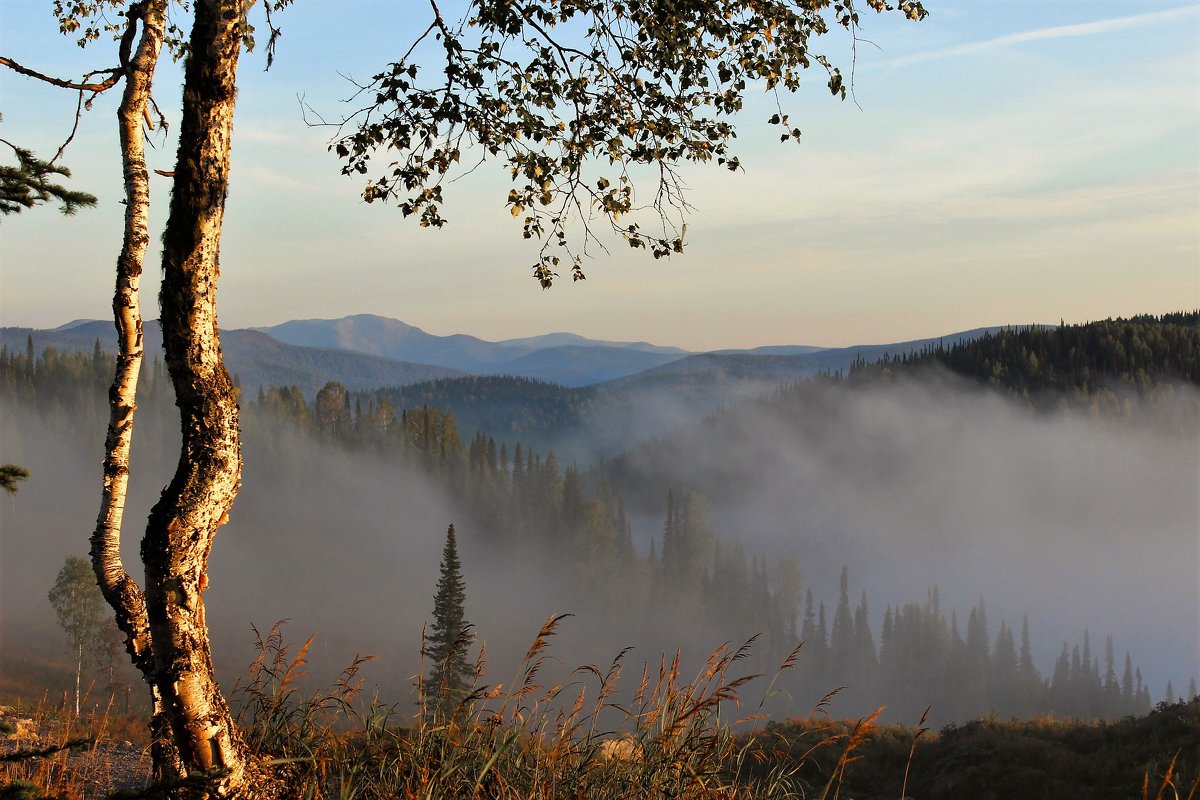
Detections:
[614, 371, 1200, 700]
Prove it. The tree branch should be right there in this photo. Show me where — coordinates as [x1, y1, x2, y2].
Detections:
[0, 55, 122, 92]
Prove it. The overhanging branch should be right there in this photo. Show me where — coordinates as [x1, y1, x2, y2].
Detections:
[0, 55, 122, 92]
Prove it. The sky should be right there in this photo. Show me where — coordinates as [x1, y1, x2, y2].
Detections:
[1, 1, 1198, 351]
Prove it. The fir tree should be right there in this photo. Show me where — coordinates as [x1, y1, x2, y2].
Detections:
[1122, 653, 1135, 710]
[1, 130, 98, 218]
[425, 524, 474, 714]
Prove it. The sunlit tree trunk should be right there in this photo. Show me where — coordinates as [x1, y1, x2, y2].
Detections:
[142, 0, 253, 791]
[87, 0, 181, 777]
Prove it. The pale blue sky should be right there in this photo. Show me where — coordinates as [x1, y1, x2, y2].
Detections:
[1, 1, 1197, 350]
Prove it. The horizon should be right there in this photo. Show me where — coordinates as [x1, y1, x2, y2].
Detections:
[2, 309, 1134, 355]
[1, 2, 1197, 350]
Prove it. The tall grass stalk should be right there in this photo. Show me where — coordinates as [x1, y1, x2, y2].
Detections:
[0, 691, 147, 798]
[232, 618, 836, 799]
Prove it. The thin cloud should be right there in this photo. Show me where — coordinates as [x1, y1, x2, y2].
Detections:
[888, 6, 1200, 68]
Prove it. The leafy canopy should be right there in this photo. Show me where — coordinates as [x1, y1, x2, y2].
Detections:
[335, 0, 926, 286]
[51, 0, 294, 61]
[48, 555, 106, 647]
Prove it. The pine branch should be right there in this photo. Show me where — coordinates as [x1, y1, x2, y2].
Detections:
[0, 138, 98, 218]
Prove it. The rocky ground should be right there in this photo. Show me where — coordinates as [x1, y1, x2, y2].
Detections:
[1, 704, 152, 798]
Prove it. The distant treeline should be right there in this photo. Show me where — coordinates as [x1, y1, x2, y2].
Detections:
[1, 313, 1191, 724]
[797, 571, 1160, 723]
[849, 311, 1200, 409]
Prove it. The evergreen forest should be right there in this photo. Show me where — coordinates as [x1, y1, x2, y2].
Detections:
[2, 313, 1195, 731]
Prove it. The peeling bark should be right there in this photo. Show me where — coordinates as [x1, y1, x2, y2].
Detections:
[86, 0, 181, 778]
[143, 0, 252, 791]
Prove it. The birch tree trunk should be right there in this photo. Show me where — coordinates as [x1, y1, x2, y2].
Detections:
[86, 0, 182, 777]
[141, 0, 255, 791]
[75, 641, 82, 716]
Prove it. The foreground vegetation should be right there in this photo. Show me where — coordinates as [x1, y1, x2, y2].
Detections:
[1, 623, 812, 799]
[3, 622, 1197, 799]
[754, 698, 1200, 800]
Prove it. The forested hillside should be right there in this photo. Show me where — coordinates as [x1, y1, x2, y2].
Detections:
[3, 316, 1191, 725]
[853, 312, 1200, 401]
[596, 314, 1199, 716]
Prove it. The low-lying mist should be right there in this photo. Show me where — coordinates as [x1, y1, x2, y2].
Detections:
[608, 369, 1200, 702]
[0, 399, 712, 710]
[2, 365, 1196, 724]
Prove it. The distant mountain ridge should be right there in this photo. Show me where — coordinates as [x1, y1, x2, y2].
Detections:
[5, 315, 1043, 462]
[0, 320, 463, 398]
[253, 314, 691, 385]
[4, 315, 1025, 402]
[618, 326, 1017, 386]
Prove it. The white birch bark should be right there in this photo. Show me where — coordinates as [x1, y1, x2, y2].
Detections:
[143, 0, 257, 791]
[86, 0, 183, 777]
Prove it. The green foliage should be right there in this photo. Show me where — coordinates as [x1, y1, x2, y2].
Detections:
[49, 0, 294, 63]
[377, 375, 592, 450]
[47, 555, 108, 714]
[0, 780, 53, 800]
[53, 0, 140, 49]
[850, 312, 1200, 409]
[0, 138, 97, 219]
[0, 465, 29, 494]
[47, 556, 105, 656]
[425, 525, 476, 714]
[5, 327, 1182, 727]
[337, 0, 925, 285]
[0, 338, 176, 441]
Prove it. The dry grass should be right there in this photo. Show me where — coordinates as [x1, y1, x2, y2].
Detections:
[755, 699, 1200, 800]
[0, 693, 151, 799]
[14, 621, 1186, 799]
[1143, 750, 1200, 800]
[6, 619, 841, 798]
[231, 618, 839, 799]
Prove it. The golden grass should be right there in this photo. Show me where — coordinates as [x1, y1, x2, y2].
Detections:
[231, 618, 831, 798]
[8, 621, 1192, 799]
[0, 692, 150, 798]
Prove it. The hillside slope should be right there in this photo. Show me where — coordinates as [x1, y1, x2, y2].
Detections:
[0, 322, 463, 397]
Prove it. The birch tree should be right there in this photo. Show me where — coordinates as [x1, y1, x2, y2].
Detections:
[4, 0, 924, 795]
[3, 0, 273, 789]
[48, 555, 106, 715]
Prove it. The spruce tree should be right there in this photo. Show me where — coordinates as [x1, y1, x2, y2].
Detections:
[1122, 653, 1135, 711]
[426, 524, 474, 714]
